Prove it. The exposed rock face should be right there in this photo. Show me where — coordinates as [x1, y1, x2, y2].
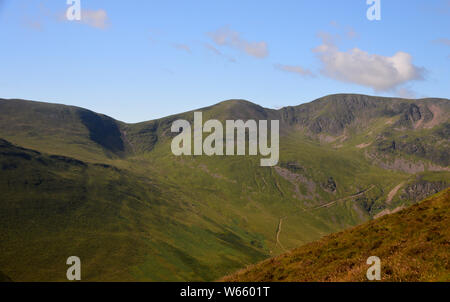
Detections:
[372, 114, 449, 168]
[401, 180, 449, 202]
[377, 139, 397, 153]
[284, 95, 447, 136]
[375, 137, 449, 167]
[322, 177, 337, 193]
[280, 161, 304, 173]
[394, 103, 434, 128]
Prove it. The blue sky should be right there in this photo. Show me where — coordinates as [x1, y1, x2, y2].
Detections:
[0, 0, 449, 122]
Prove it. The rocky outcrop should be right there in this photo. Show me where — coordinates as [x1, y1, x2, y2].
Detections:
[322, 177, 337, 193]
[401, 180, 449, 202]
[394, 104, 434, 128]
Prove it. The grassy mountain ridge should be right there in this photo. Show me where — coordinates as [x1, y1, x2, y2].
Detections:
[222, 188, 450, 282]
[3, 94, 448, 160]
[0, 94, 448, 281]
[0, 99, 128, 161]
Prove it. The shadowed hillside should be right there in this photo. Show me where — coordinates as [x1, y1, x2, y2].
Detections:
[0, 99, 129, 161]
[0, 139, 271, 281]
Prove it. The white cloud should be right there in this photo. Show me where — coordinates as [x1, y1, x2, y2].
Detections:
[274, 64, 315, 77]
[313, 33, 425, 91]
[208, 26, 268, 58]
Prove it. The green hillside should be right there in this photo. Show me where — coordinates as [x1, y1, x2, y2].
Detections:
[0, 139, 269, 281]
[0, 94, 448, 281]
[223, 188, 450, 282]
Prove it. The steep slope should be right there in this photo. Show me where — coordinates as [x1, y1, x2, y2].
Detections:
[0, 99, 129, 161]
[0, 139, 268, 281]
[223, 188, 450, 282]
[279, 94, 449, 169]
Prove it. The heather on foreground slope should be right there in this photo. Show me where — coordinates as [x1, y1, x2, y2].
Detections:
[223, 188, 450, 282]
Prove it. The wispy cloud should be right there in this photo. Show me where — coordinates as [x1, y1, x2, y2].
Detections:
[204, 43, 236, 62]
[22, 17, 43, 31]
[18, 0, 48, 31]
[395, 87, 417, 99]
[208, 26, 268, 58]
[419, 0, 450, 16]
[346, 27, 359, 40]
[80, 9, 109, 29]
[313, 32, 425, 91]
[274, 64, 315, 77]
[173, 43, 191, 54]
[58, 8, 109, 29]
[433, 38, 450, 59]
[433, 38, 450, 46]
[328, 21, 359, 40]
[21, 2, 110, 31]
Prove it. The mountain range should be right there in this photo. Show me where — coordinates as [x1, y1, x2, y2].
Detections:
[0, 94, 449, 281]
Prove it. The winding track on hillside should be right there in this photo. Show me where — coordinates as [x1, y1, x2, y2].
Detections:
[310, 185, 376, 210]
[385, 182, 405, 204]
[275, 185, 376, 249]
[275, 217, 287, 252]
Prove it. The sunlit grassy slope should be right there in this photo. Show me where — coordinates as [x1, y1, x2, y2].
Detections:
[0, 94, 448, 281]
[223, 188, 450, 282]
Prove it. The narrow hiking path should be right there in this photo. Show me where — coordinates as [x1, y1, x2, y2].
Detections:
[275, 185, 376, 250]
[385, 182, 405, 204]
[310, 184, 376, 210]
[275, 217, 287, 252]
